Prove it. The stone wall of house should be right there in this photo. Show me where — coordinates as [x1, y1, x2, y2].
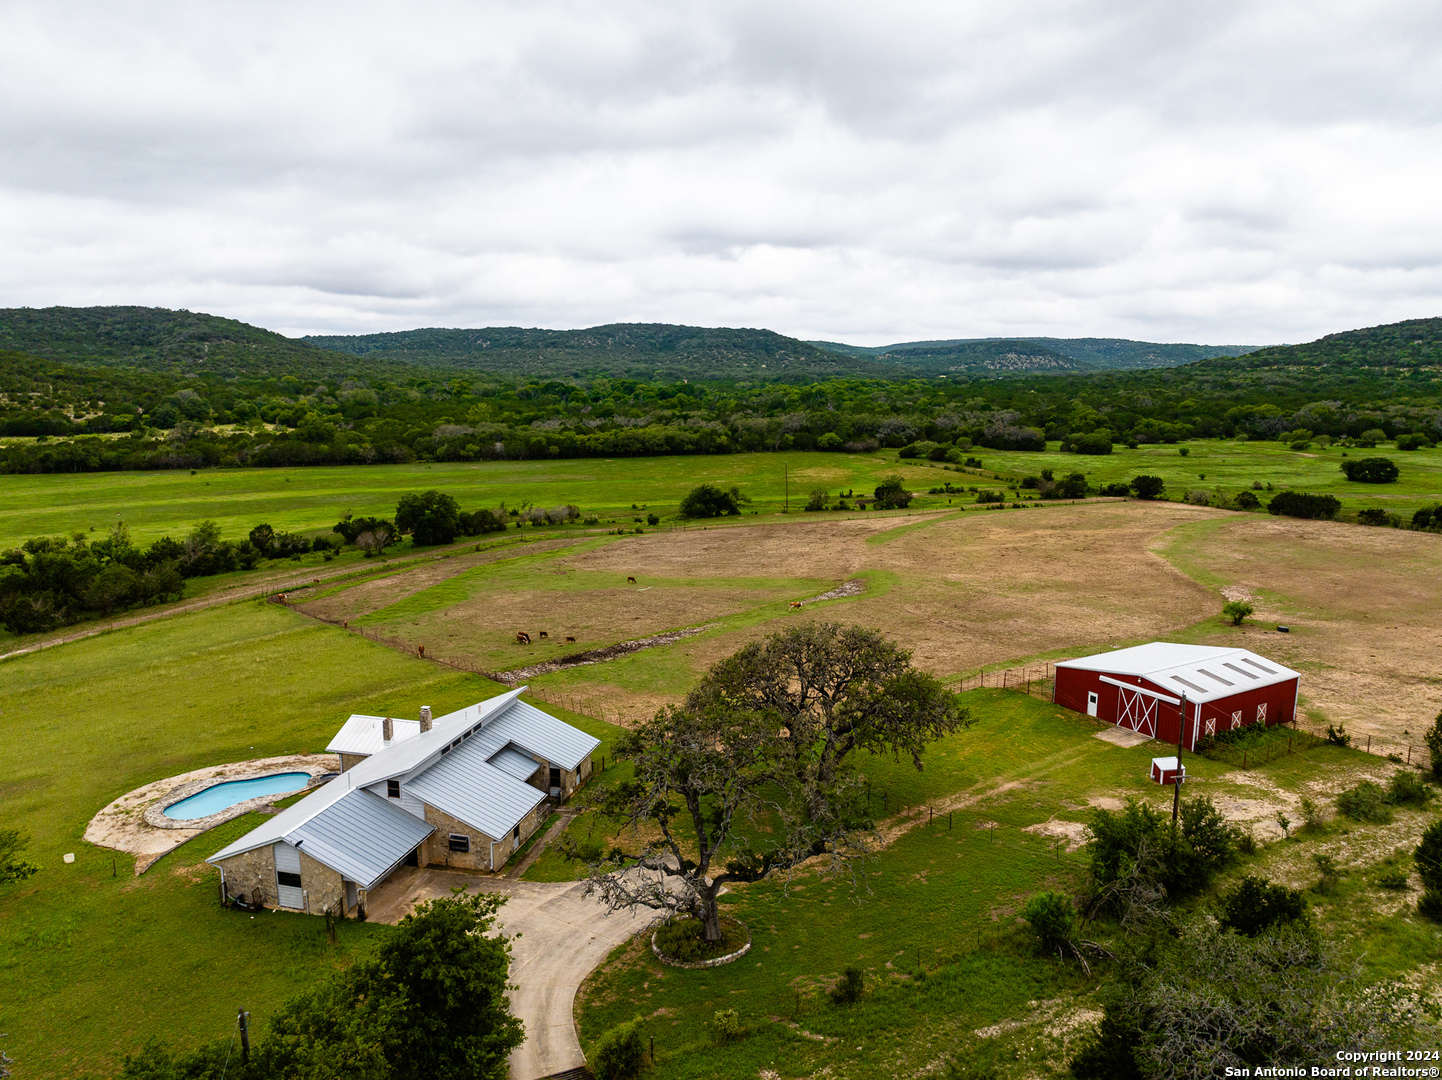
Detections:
[299, 850, 346, 915]
[421, 805, 498, 870]
[215, 845, 278, 907]
[338, 753, 367, 772]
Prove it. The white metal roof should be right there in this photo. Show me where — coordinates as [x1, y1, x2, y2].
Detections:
[1056, 642, 1299, 704]
[325, 715, 421, 757]
[208, 687, 600, 871]
[288, 787, 435, 888]
[489, 746, 544, 782]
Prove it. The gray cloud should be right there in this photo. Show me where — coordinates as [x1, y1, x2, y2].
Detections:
[0, 0, 1439, 345]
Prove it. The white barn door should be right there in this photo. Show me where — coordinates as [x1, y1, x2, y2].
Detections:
[274, 842, 304, 910]
[1117, 687, 1158, 738]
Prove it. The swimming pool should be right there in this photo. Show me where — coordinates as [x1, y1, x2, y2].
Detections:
[163, 772, 311, 820]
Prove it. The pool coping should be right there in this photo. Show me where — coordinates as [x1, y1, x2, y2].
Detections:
[143, 766, 334, 832]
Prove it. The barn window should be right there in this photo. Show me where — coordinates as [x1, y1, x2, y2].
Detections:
[1256, 703, 1267, 722]
[277, 870, 302, 888]
[1204, 716, 1216, 736]
[1231, 711, 1243, 729]
[387, 779, 400, 798]
[513, 824, 521, 842]
[448, 834, 470, 853]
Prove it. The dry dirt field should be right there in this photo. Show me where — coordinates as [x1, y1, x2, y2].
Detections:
[1158, 515, 1442, 744]
[295, 501, 1442, 738]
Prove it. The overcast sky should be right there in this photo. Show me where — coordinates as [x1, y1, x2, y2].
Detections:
[1, 1, 1439, 345]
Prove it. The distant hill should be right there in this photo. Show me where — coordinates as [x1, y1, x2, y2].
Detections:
[1193, 317, 1442, 370]
[808, 335, 1259, 373]
[0, 305, 368, 380]
[305, 323, 897, 381]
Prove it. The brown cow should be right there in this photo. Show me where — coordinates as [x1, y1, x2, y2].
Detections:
[516, 631, 531, 645]
[627, 576, 637, 583]
[789, 601, 803, 609]
[565, 635, 576, 643]
[538, 631, 549, 639]
[418, 645, 426, 658]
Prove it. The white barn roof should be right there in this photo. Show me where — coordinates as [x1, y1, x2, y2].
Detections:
[1056, 643, 1299, 704]
[208, 687, 600, 878]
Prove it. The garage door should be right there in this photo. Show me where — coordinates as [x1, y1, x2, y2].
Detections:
[274, 842, 304, 910]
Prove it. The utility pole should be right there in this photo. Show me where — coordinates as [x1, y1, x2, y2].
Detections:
[1172, 692, 1187, 829]
[239, 1008, 250, 1063]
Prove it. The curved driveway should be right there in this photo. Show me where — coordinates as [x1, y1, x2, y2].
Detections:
[368, 868, 656, 1080]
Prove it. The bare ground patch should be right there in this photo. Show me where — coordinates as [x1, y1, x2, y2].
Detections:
[1159, 517, 1442, 742]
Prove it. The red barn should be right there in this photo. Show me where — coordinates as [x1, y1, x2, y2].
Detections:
[1053, 643, 1300, 750]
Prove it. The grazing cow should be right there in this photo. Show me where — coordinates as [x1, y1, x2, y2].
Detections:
[789, 601, 803, 609]
[565, 635, 576, 643]
[516, 631, 531, 645]
[418, 645, 426, 658]
[539, 630, 549, 639]
[627, 576, 637, 583]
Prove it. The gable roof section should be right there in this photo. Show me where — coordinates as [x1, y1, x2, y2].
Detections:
[1056, 643, 1299, 704]
[207, 779, 434, 887]
[489, 746, 544, 782]
[326, 714, 420, 757]
[288, 787, 434, 888]
[406, 740, 547, 841]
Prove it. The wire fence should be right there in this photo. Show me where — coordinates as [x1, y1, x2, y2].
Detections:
[954, 662, 1060, 701]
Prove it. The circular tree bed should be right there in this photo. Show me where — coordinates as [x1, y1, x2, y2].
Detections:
[651, 916, 751, 968]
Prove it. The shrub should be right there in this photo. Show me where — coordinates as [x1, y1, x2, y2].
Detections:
[590, 1017, 646, 1080]
[830, 966, 864, 1004]
[1324, 723, 1351, 747]
[680, 483, 743, 518]
[1099, 482, 1130, 497]
[928, 442, 953, 461]
[1222, 600, 1254, 627]
[712, 1008, 743, 1042]
[805, 489, 829, 512]
[1358, 428, 1387, 447]
[1087, 796, 1241, 909]
[1219, 876, 1308, 936]
[1419, 890, 1442, 922]
[646, 513, 659, 526]
[1021, 891, 1078, 953]
[1186, 489, 1211, 506]
[1357, 508, 1391, 526]
[1268, 491, 1341, 519]
[1396, 433, 1430, 451]
[1377, 867, 1410, 890]
[1413, 506, 1440, 530]
[1178, 447, 1190, 456]
[873, 475, 913, 510]
[1233, 490, 1261, 510]
[975, 490, 1006, 504]
[1388, 770, 1432, 808]
[1416, 820, 1442, 892]
[1071, 432, 1113, 455]
[1336, 781, 1393, 824]
[1298, 797, 1326, 832]
[1130, 475, 1165, 500]
[1312, 853, 1342, 894]
[459, 508, 509, 535]
[1044, 472, 1088, 500]
[395, 489, 462, 545]
[817, 431, 842, 450]
[1340, 457, 1400, 483]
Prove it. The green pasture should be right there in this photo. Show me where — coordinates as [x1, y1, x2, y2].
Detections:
[0, 601, 591, 1078]
[3, 440, 1438, 551]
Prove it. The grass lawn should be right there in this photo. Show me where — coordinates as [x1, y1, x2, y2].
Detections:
[3, 442, 1437, 551]
[0, 601, 514, 1078]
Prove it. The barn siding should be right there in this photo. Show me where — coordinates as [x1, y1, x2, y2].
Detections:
[1056, 666, 1298, 750]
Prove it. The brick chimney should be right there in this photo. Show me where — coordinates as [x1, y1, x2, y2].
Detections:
[419, 705, 432, 733]
[382, 716, 394, 742]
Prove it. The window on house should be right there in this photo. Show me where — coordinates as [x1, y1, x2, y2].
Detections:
[513, 824, 520, 842]
[277, 871, 302, 888]
[387, 779, 400, 798]
[448, 834, 470, 853]
[1256, 703, 1267, 722]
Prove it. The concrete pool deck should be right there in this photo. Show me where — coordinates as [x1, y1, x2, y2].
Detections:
[84, 753, 334, 873]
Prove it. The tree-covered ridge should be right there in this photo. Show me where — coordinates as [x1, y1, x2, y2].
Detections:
[808, 335, 1259, 371]
[0, 306, 377, 380]
[1205, 317, 1442, 370]
[304, 323, 900, 380]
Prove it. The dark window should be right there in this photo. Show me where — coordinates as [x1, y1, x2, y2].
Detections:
[549, 766, 562, 788]
[448, 834, 470, 853]
[513, 825, 520, 842]
[387, 779, 400, 798]
[277, 871, 302, 888]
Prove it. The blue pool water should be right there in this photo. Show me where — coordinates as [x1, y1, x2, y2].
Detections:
[163, 772, 311, 820]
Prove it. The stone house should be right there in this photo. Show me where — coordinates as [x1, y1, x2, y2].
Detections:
[207, 687, 600, 916]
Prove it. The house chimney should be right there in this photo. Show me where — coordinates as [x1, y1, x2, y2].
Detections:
[382, 717, 394, 742]
[419, 705, 432, 733]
